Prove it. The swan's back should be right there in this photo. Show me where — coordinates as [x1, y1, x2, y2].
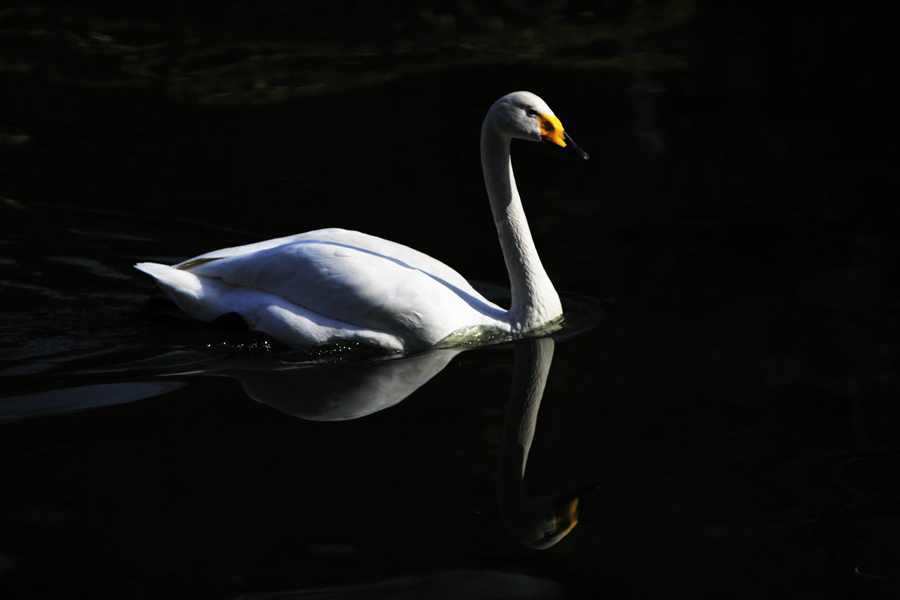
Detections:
[179, 229, 471, 291]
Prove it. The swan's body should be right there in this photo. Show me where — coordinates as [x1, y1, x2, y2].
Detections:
[137, 229, 507, 350]
[136, 91, 588, 352]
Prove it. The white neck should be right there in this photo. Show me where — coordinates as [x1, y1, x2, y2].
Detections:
[481, 122, 562, 330]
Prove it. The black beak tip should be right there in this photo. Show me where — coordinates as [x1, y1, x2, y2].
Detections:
[562, 131, 589, 160]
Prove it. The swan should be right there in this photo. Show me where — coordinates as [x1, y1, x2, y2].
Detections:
[136, 91, 588, 352]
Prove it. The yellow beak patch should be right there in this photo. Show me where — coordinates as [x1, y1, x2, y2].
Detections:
[537, 113, 567, 147]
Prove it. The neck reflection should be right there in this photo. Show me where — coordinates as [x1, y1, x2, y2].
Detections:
[497, 337, 579, 549]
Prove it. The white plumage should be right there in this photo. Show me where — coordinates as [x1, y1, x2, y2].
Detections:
[136, 92, 588, 352]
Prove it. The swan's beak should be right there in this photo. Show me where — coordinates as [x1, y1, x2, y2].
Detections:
[538, 113, 590, 160]
[561, 131, 590, 160]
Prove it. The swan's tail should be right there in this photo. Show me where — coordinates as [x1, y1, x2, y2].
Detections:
[135, 262, 232, 322]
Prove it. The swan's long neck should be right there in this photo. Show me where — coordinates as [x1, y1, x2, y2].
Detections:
[481, 123, 562, 330]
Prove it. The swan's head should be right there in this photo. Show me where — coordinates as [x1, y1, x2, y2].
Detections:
[485, 91, 589, 160]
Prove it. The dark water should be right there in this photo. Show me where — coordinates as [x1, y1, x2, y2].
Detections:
[2, 1, 899, 598]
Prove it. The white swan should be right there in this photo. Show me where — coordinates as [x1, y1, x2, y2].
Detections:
[136, 91, 588, 352]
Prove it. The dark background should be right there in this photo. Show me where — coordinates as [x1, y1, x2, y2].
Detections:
[1, 1, 898, 598]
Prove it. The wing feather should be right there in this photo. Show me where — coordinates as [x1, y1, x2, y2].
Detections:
[182, 229, 506, 345]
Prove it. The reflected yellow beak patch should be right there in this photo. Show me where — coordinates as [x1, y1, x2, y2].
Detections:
[537, 113, 567, 147]
[554, 497, 580, 535]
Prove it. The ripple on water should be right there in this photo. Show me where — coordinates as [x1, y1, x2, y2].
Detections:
[46, 257, 132, 281]
[0, 381, 187, 423]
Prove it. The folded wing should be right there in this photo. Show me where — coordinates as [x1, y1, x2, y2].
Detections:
[179, 229, 506, 346]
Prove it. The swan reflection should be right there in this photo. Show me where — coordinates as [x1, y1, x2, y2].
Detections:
[205, 336, 579, 548]
[204, 349, 463, 421]
[2, 302, 597, 549]
[497, 337, 580, 549]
